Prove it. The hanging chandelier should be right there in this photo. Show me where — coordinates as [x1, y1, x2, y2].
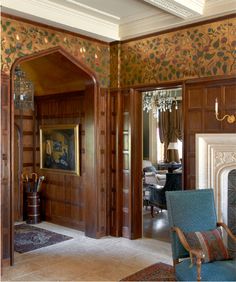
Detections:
[14, 65, 34, 111]
[143, 88, 181, 116]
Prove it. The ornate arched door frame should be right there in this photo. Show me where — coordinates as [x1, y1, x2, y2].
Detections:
[9, 46, 106, 264]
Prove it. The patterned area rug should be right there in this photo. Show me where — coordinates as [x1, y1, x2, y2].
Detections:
[121, 262, 176, 281]
[14, 224, 73, 253]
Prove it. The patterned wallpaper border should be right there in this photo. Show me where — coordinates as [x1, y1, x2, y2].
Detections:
[1, 15, 236, 89]
[1, 16, 110, 87]
[111, 17, 236, 88]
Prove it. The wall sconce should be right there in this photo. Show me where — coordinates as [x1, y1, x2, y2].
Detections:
[215, 98, 236, 124]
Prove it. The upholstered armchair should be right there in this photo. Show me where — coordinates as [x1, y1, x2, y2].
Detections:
[166, 189, 236, 281]
[143, 160, 167, 186]
[149, 172, 182, 216]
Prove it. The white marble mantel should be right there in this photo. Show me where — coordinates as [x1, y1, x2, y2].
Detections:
[196, 133, 236, 223]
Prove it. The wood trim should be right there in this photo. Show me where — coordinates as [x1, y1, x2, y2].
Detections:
[110, 75, 236, 92]
[1, 13, 109, 45]
[1, 72, 13, 268]
[1, 258, 10, 267]
[106, 89, 111, 235]
[185, 75, 236, 84]
[34, 91, 85, 100]
[14, 115, 33, 120]
[116, 90, 123, 237]
[130, 89, 142, 239]
[182, 82, 186, 188]
[0, 73, 2, 273]
[120, 13, 236, 44]
[110, 81, 183, 92]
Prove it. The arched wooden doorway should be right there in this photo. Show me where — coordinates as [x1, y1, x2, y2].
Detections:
[9, 46, 108, 264]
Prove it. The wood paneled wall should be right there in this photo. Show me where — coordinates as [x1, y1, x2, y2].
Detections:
[109, 77, 235, 239]
[14, 110, 35, 221]
[36, 92, 86, 230]
[35, 88, 108, 237]
[109, 90, 122, 236]
[184, 77, 236, 188]
[109, 89, 142, 239]
[1, 73, 12, 266]
[95, 88, 108, 237]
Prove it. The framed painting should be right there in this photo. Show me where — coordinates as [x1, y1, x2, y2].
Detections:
[40, 124, 79, 175]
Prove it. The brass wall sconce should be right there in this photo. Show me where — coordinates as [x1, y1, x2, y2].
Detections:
[215, 98, 236, 124]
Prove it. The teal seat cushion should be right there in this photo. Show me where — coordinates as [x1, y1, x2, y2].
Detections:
[176, 259, 236, 281]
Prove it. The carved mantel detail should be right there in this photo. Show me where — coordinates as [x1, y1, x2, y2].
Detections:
[196, 134, 236, 224]
[215, 151, 236, 168]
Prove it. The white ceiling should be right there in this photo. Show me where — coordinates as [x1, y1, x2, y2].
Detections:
[1, 0, 236, 42]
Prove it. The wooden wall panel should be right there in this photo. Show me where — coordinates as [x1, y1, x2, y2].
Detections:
[129, 90, 142, 239]
[108, 89, 142, 239]
[14, 112, 35, 175]
[96, 88, 108, 237]
[1, 73, 11, 266]
[184, 77, 236, 189]
[36, 92, 86, 230]
[108, 90, 122, 236]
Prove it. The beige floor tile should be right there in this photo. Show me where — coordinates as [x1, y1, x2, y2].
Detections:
[3, 222, 172, 281]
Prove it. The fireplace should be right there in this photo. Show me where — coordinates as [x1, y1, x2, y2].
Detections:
[196, 134, 236, 257]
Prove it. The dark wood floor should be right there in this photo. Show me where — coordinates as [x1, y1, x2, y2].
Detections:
[143, 207, 171, 242]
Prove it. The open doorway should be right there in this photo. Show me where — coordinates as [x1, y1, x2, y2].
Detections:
[10, 47, 103, 265]
[141, 87, 183, 242]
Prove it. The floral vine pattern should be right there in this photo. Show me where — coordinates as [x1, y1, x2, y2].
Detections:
[1, 17, 110, 87]
[1, 17, 236, 89]
[113, 18, 236, 88]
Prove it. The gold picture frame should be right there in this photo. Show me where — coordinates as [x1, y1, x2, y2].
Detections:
[40, 124, 79, 175]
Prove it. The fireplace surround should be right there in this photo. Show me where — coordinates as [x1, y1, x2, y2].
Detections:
[196, 134, 236, 256]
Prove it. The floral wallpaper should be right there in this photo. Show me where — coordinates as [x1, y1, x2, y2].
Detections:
[1, 16, 236, 89]
[1, 17, 110, 87]
[110, 43, 120, 89]
[112, 17, 236, 88]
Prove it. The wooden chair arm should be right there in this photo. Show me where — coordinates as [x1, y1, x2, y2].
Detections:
[217, 222, 236, 242]
[172, 226, 203, 281]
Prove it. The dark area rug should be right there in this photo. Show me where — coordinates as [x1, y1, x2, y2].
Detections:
[121, 262, 176, 281]
[14, 223, 73, 253]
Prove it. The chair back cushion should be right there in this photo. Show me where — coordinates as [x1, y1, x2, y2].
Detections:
[166, 189, 217, 260]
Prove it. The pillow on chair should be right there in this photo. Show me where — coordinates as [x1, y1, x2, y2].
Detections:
[184, 228, 231, 263]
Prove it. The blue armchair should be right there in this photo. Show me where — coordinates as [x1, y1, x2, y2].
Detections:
[166, 189, 236, 281]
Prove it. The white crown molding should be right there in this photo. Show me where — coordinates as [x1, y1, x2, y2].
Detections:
[64, 0, 120, 20]
[1, 0, 120, 41]
[204, 0, 236, 16]
[143, 0, 205, 18]
[120, 9, 234, 40]
[1, 0, 235, 42]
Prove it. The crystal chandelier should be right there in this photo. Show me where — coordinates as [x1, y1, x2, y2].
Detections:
[14, 65, 34, 110]
[143, 88, 181, 116]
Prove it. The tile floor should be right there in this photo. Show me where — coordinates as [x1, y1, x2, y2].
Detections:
[2, 221, 172, 281]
